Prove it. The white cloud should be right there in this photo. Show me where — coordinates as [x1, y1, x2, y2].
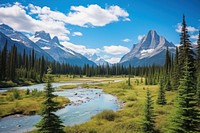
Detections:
[61, 41, 100, 55]
[122, 38, 131, 42]
[0, 3, 130, 41]
[187, 26, 198, 33]
[176, 23, 198, 33]
[175, 23, 182, 33]
[0, 2, 70, 41]
[29, 4, 129, 27]
[65, 4, 130, 27]
[138, 34, 145, 41]
[72, 32, 83, 36]
[103, 45, 130, 55]
[105, 57, 121, 64]
[191, 34, 198, 40]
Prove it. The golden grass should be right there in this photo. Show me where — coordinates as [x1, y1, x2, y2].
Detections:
[0, 89, 70, 117]
[64, 77, 177, 133]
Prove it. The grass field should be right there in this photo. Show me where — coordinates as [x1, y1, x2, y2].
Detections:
[64, 76, 177, 133]
[0, 76, 178, 132]
[0, 88, 70, 117]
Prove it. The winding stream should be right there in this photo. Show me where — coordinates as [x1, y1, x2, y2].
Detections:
[0, 81, 121, 133]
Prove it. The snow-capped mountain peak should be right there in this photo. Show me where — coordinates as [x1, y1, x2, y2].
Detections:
[0, 24, 54, 61]
[51, 36, 59, 44]
[33, 31, 96, 66]
[0, 24, 14, 31]
[34, 31, 51, 41]
[84, 53, 109, 66]
[120, 30, 176, 66]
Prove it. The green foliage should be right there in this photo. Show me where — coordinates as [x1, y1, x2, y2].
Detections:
[143, 89, 155, 133]
[35, 75, 64, 133]
[12, 89, 20, 100]
[170, 15, 200, 133]
[157, 79, 166, 105]
[26, 89, 30, 95]
[197, 75, 200, 106]
[164, 77, 172, 91]
[128, 75, 131, 86]
[95, 110, 117, 121]
[121, 82, 132, 90]
[171, 47, 180, 90]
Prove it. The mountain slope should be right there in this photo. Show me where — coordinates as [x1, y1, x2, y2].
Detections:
[84, 53, 109, 66]
[31, 31, 96, 66]
[120, 30, 176, 66]
[0, 24, 54, 61]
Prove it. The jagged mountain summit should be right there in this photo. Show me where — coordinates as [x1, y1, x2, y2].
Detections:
[31, 31, 96, 66]
[0, 24, 54, 61]
[120, 30, 176, 66]
[84, 53, 109, 66]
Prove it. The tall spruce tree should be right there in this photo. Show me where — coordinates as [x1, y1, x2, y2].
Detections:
[164, 47, 172, 91]
[36, 68, 64, 133]
[197, 31, 200, 106]
[170, 15, 200, 133]
[143, 89, 155, 133]
[157, 79, 166, 105]
[172, 47, 180, 90]
[1, 41, 8, 80]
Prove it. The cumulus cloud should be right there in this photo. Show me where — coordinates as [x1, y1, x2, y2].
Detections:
[0, 2, 70, 41]
[103, 45, 130, 55]
[61, 41, 100, 55]
[138, 34, 145, 41]
[28, 3, 130, 27]
[0, 3, 129, 41]
[105, 57, 121, 64]
[122, 38, 131, 42]
[191, 34, 198, 40]
[65, 4, 130, 27]
[176, 23, 198, 33]
[72, 32, 83, 36]
[0, 2, 130, 60]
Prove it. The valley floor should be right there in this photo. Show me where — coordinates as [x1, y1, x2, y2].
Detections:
[0, 76, 178, 133]
[63, 76, 177, 133]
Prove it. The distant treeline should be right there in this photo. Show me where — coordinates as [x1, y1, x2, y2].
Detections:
[0, 41, 164, 83]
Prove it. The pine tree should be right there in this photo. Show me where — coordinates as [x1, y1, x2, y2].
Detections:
[196, 31, 200, 106]
[1, 40, 8, 80]
[39, 56, 45, 82]
[172, 47, 180, 90]
[170, 15, 200, 133]
[165, 47, 171, 74]
[143, 89, 155, 133]
[157, 79, 166, 105]
[128, 64, 131, 86]
[36, 68, 64, 133]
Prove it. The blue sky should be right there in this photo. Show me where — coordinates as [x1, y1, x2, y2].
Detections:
[0, 0, 200, 63]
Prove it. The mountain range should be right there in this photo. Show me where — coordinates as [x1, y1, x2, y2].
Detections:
[120, 30, 176, 66]
[0, 24, 178, 67]
[0, 24, 95, 67]
[0, 24, 54, 61]
[30, 31, 96, 66]
[84, 53, 110, 66]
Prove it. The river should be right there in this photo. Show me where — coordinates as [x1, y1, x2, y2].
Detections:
[0, 81, 121, 133]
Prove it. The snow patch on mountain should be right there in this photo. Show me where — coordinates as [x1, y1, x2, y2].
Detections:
[0, 24, 54, 61]
[140, 49, 154, 57]
[32, 30, 96, 66]
[84, 53, 109, 66]
[41, 46, 51, 50]
[120, 30, 176, 66]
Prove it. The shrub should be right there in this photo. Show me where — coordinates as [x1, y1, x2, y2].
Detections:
[96, 110, 117, 121]
[12, 89, 20, 100]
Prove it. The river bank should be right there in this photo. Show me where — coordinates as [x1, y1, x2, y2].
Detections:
[0, 88, 120, 133]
